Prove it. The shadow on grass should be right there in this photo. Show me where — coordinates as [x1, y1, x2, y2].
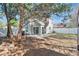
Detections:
[24, 48, 66, 56]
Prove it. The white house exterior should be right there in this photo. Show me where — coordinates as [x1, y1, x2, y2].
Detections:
[46, 18, 53, 34]
[24, 18, 53, 35]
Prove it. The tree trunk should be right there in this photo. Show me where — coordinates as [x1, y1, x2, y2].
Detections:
[16, 4, 25, 41]
[3, 3, 13, 39]
[77, 7, 79, 56]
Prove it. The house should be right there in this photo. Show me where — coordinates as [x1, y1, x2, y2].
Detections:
[23, 18, 53, 35]
[46, 18, 54, 33]
[53, 23, 65, 28]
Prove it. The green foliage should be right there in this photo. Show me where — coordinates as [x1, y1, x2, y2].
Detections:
[2, 3, 71, 27]
[24, 3, 71, 19]
[3, 3, 71, 21]
[7, 4, 19, 17]
[10, 19, 18, 27]
[24, 4, 33, 12]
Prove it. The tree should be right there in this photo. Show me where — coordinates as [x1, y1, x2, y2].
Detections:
[16, 4, 25, 40]
[30, 4, 71, 18]
[3, 3, 13, 38]
[10, 18, 18, 27]
[1, 3, 71, 43]
[77, 6, 79, 56]
[27, 4, 71, 30]
[15, 3, 71, 40]
[3, 3, 19, 39]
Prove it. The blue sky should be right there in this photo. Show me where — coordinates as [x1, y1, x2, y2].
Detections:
[52, 3, 79, 24]
[0, 3, 79, 25]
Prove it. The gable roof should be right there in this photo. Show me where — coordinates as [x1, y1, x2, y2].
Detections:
[28, 18, 45, 26]
[24, 18, 53, 27]
[33, 19, 45, 26]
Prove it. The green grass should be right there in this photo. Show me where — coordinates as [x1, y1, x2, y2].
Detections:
[77, 34, 79, 37]
[63, 34, 77, 38]
[49, 33, 78, 39]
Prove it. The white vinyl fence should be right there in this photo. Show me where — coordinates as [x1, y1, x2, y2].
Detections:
[53, 28, 79, 34]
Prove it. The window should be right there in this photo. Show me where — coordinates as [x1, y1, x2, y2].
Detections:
[49, 27, 51, 29]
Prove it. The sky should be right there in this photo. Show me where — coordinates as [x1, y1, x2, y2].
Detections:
[0, 3, 79, 25]
[52, 3, 79, 24]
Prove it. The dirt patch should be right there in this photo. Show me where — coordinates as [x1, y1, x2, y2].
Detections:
[0, 36, 77, 56]
[24, 48, 65, 56]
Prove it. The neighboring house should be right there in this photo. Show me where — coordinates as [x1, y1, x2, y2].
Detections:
[24, 18, 53, 35]
[53, 23, 65, 28]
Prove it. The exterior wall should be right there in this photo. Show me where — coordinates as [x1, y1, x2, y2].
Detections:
[46, 25, 53, 34]
[46, 18, 53, 34]
[26, 22, 44, 35]
[27, 24, 34, 35]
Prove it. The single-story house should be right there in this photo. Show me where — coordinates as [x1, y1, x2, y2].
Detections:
[53, 23, 65, 28]
[23, 18, 53, 35]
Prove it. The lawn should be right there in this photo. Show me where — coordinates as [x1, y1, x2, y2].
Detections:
[0, 33, 78, 56]
[48, 33, 78, 39]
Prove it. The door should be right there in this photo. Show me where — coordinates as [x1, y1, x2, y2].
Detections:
[33, 27, 39, 35]
[42, 27, 45, 34]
